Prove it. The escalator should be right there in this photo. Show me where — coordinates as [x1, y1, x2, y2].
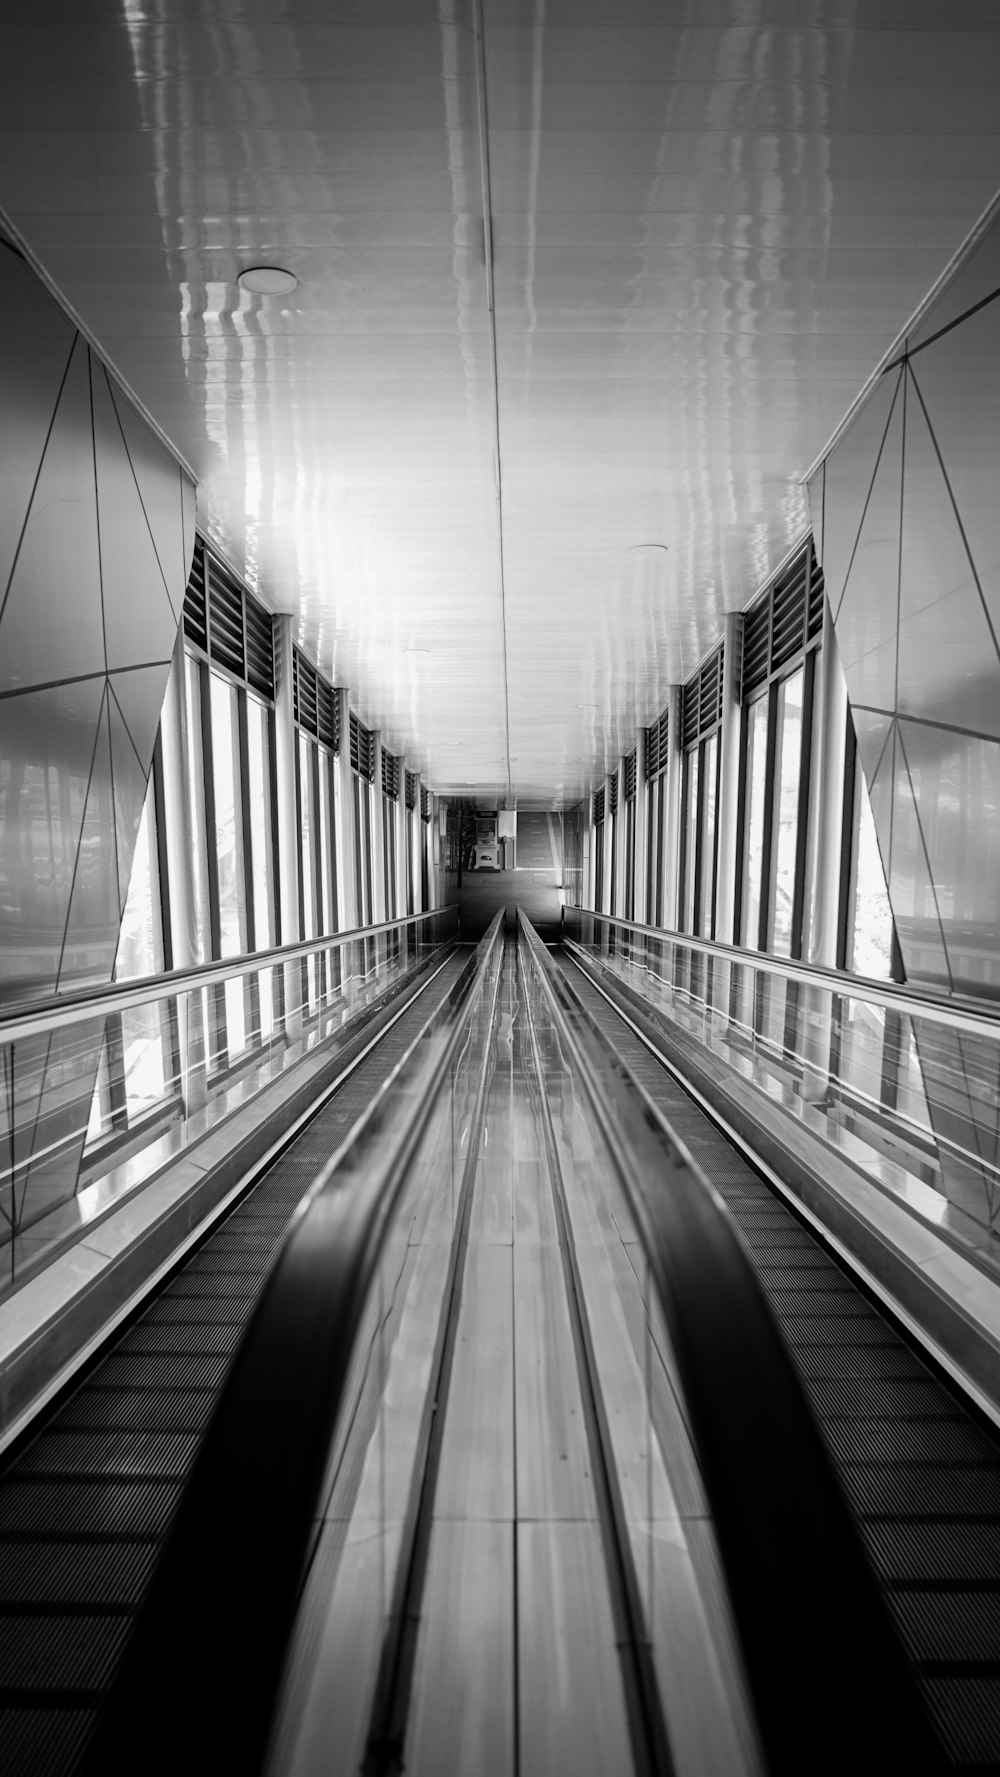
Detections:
[6, 912, 991, 1773]
[0, 947, 468, 1777]
[558, 945, 1000, 1774]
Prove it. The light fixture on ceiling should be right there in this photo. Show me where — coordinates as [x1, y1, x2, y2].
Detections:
[630, 543, 669, 552]
[237, 265, 298, 296]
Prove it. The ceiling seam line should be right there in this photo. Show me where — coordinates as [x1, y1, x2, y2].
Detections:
[472, 0, 512, 807]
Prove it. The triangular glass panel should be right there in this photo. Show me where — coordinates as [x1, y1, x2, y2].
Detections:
[0, 677, 106, 1001]
[15, 1016, 107, 1225]
[93, 365, 179, 672]
[906, 211, 1000, 357]
[17, 1122, 91, 1233]
[0, 249, 76, 601]
[108, 687, 151, 913]
[863, 720, 896, 866]
[831, 372, 904, 714]
[815, 365, 902, 620]
[0, 337, 105, 696]
[108, 663, 172, 777]
[850, 707, 893, 794]
[888, 726, 953, 992]
[906, 295, 1000, 643]
[56, 690, 120, 992]
[898, 718, 1000, 998]
[898, 364, 1000, 738]
[109, 378, 190, 617]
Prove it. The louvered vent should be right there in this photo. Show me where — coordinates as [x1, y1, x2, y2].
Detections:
[592, 787, 605, 826]
[742, 538, 826, 699]
[183, 537, 208, 651]
[771, 549, 811, 674]
[350, 710, 374, 780]
[624, 749, 637, 801]
[183, 535, 276, 701]
[742, 600, 770, 698]
[245, 595, 274, 700]
[319, 680, 337, 749]
[293, 651, 317, 733]
[420, 784, 431, 822]
[807, 548, 825, 639]
[207, 555, 245, 678]
[682, 644, 724, 749]
[645, 706, 669, 779]
[405, 770, 417, 810]
[382, 749, 400, 800]
[608, 774, 619, 817]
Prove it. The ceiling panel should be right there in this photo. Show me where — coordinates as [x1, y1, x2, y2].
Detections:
[0, 1, 998, 805]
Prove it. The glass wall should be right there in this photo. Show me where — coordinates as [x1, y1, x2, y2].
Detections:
[737, 655, 818, 963]
[594, 812, 605, 910]
[354, 772, 373, 926]
[623, 791, 636, 920]
[646, 774, 666, 926]
[383, 794, 397, 919]
[680, 746, 700, 933]
[184, 653, 211, 965]
[210, 672, 249, 1056]
[769, 667, 804, 956]
[247, 694, 277, 1035]
[741, 693, 769, 947]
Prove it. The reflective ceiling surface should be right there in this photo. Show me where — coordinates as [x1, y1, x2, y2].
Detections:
[1, 1, 999, 804]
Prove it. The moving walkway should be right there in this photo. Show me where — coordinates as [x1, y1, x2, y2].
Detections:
[2, 911, 999, 1772]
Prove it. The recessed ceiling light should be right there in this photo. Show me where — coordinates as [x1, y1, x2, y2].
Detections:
[238, 265, 298, 296]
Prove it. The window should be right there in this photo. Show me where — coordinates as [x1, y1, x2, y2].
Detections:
[741, 693, 769, 946]
[623, 749, 637, 919]
[246, 694, 277, 1036]
[769, 667, 804, 956]
[644, 708, 669, 927]
[354, 771, 372, 925]
[298, 732, 319, 1005]
[736, 540, 824, 960]
[183, 653, 211, 965]
[679, 646, 723, 937]
[592, 786, 605, 911]
[697, 731, 719, 936]
[383, 796, 397, 918]
[681, 746, 700, 933]
[210, 672, 249, 1053]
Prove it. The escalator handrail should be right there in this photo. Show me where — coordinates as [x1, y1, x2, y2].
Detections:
[81, 911, 505, 1777]
[564, 903, 1000, 1035]
[0, 903, 460, 1041]
[519, 910, 943, 1777]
